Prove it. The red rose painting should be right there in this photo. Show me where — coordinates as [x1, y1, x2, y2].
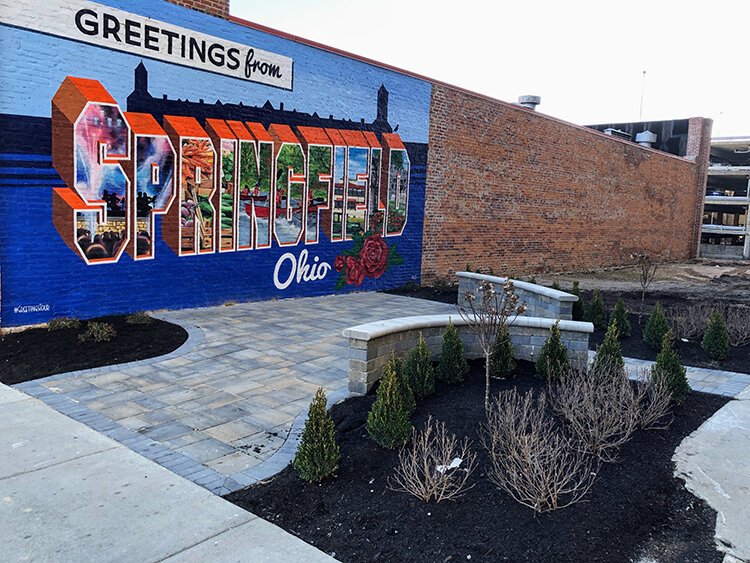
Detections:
[344, 256, 365, 286]
[334, 255, 346, 272]
[359, 234, 389, 278]
[333, 231, 403, 290]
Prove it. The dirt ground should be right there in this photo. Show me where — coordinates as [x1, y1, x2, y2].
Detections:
[537, 260, 750, 305]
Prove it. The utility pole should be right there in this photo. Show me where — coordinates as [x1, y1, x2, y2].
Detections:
[639, 70, 646, 121]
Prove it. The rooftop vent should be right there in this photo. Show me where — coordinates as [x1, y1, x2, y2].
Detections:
[635, 130, 657, 147]
[518, 95, 541, 110]
[603, 128, 632, 141]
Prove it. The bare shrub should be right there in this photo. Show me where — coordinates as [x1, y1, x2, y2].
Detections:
[665, 302, 727, 342]
[78, 321, 116, 343]
[633, 370, 674, 430]
[433, 276, 454, 294]
[667, 302, 750, 348]
[125, 311, 153, 325]
[665, 304, 710, 341]
[390, 416, 476, 503]
[724, 305, 750, 348]
[480, 390, 598, 513]
[548, 360, 640, 462]
[47, 317, 81, 331]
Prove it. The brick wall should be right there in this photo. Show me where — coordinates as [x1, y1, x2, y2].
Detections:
[685, 117, 713, 257]
[422, 84, 712, 283]
[0, 0, 713, 327]
[165, 0, 229, 18]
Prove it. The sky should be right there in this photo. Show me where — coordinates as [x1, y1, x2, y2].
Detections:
[231, 0, 750, 138]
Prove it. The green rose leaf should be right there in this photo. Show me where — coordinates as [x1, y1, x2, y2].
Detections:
[334, 271, 348, 290]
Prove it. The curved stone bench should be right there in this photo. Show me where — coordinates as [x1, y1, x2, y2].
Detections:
[457, 271, 578, 321]
[343, 314, 593, 395]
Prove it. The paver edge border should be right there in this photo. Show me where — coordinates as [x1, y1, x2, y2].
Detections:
[12, 374, 243, 495]
[224, 387, 351, 491]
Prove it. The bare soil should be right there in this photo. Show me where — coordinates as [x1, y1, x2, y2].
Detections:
[539, 260, 750, 306]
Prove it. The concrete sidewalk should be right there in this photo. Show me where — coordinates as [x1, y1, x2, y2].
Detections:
[674, 385, 750, 563]
[0, 383, 335, 563]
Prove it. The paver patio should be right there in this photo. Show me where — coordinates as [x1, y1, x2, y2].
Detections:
[15, 293, 456, 494]
[14, 293, 750, 497]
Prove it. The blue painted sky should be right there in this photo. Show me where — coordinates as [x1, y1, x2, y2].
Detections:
[0, 0, 431, 143]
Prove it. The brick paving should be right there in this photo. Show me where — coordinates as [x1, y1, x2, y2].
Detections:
[587, 350, 750, 397]
[15, 293, 455, 495]
[14, 294, 748, 496]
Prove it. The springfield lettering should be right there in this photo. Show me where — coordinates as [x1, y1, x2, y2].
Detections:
[50, 76, 411, 266]
[0, 0, 293, 89]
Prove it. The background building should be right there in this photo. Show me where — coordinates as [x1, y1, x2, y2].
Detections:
[587, 122, 749, 261]
[701, 137, 750, 259]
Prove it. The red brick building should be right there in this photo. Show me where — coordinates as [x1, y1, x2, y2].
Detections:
[0, 0, 711, 326]
[197, 0, 712, 282]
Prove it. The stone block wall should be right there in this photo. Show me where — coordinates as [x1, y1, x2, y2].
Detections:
[344, 315, 592, 394]
[456, 271, 576, 320]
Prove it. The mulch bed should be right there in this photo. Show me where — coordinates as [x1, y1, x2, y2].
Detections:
[384, 285, 750, 374]
[586, 290, 750, 374]
[0, 315, 188, 385]
[589, 310, 749, 374]
[385, 284, 458, 305]
[226, 360, 728, 563]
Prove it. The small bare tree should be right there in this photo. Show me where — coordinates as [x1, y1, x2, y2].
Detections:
[389, 416, 477, 503]
[457, 279, 526, 410]
[631, 252, 658, 324]
[480, 389, 598, 513]
[548, 359, 641, 462]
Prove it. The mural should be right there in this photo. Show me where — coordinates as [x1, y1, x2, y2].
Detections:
[128, 113, 176, 260]
[0, 0, 431, 326]
[51, 79, 132, 264]
[51, 73, 416, 261]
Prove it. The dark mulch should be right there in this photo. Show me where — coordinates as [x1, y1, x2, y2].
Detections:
[384, 284, 458, 305]
[0, 315, 188, 385]
[384, 285, 750, 374]
[226, 361, 728, 563]
[586, 291, 750, 374]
